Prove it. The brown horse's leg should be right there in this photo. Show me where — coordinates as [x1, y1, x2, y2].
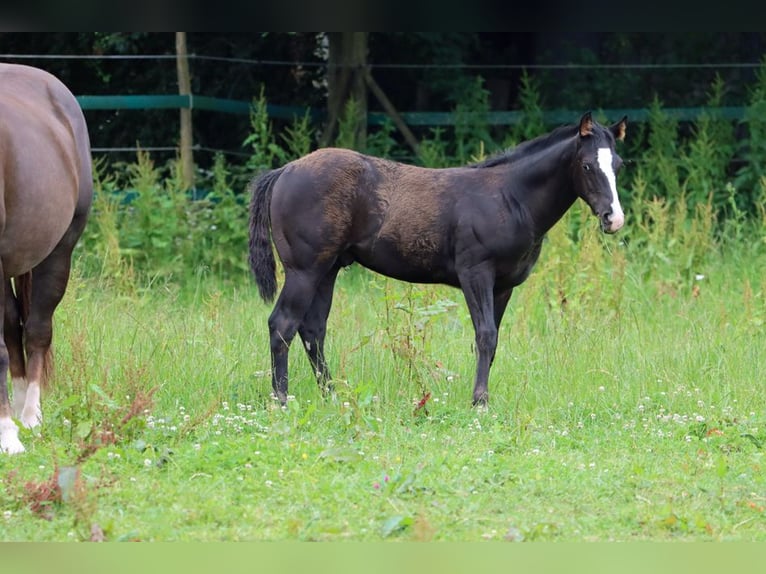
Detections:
[22, 244, 76, 428]
[298, 265, 340, 395]
[458, 266, 498, 407]
[4, 279, 27, 419]
[0, 272, 24, 454]
[268, 269, 327, 405]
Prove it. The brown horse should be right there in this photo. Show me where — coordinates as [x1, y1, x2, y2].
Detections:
[249, 112, 626, 407]
[0, 64, 93, 454]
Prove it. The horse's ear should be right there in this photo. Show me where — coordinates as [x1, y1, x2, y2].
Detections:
[579, 112, 594, 137]
[610, 115, 627, 142]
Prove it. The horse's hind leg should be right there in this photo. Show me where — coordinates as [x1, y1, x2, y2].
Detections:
[21, 244, 77, 428]
[4, 279, 27, 419]
[268, 268, 328, 404]
[0, 273, 24, 454]
[298, 265, 340, 395]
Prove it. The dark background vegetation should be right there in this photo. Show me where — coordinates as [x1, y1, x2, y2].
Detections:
[2, 32, 765, 166]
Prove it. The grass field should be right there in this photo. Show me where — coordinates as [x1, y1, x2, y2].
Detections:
[1, 222, 765, 541]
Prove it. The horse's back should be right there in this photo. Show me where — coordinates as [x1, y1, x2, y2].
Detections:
[270, 148, 466, 282]
[0, 63, 92, 276]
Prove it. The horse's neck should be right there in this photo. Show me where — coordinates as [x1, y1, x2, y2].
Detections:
[510, 141, 578, 237]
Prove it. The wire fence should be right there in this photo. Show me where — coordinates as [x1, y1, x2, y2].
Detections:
[2, 52, 763, 69]
[3, 51, 764, 161]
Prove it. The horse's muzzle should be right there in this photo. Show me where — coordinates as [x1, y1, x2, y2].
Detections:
[600, 211, 625, 234]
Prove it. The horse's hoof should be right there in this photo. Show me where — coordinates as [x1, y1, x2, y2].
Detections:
[472, 394, 489, 409]
[0, 421, 25, 454]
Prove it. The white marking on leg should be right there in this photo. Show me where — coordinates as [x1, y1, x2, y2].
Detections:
[597, 147, 624, 232]
[11, 377, 28, 419]
[305, 341, 311, 352]
[20, 381, 42, 429]
[0, 416, 25, 454]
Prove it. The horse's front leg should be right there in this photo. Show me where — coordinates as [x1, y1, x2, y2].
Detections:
[458, 266, 497, 407]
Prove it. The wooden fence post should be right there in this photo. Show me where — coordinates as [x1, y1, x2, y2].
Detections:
[176, 32, 195, 190]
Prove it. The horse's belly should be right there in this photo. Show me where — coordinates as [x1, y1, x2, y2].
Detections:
[0, 207, 74, 276]
[350, 238, 458, 286]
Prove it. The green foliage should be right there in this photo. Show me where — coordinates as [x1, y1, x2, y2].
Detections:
[417, 127, 451, 168]
[334, 97, 364, 150]
[188, 153, 250, 278]
[735, 55, 766, 209]
[452, 76, 494, 164]
[77, 157, 134, 290]
[507, 71, 546, 146]
[243, 86, 288, 174]
[117, 150, 189, 280]
[366, 118, 398, 158]
[643, 95, 682, 202]
[280, 110, 314, 160]
[682, 75, 736, 212]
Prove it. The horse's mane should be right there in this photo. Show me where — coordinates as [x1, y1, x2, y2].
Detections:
[468, 123, 579, 169]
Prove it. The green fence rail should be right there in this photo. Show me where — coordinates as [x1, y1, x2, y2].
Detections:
[76, 94, 749, 126]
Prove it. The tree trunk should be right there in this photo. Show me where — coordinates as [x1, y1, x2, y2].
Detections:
[324, 32, 368, 149]
[175, 32, 194, 190]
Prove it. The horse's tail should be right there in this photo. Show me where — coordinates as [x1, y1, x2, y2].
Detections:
[13, 272, 53, 386]
[248, 167, 285, 302]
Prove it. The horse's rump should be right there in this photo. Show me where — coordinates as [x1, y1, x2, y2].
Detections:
[0, 64, 91, 276]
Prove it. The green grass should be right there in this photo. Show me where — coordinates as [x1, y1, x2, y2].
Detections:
[1, 237, 765, 541]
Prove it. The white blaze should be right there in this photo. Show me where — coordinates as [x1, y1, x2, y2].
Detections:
[597, 148, 624, 232]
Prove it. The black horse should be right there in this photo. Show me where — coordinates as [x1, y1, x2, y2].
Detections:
[248, 112, 626, 407]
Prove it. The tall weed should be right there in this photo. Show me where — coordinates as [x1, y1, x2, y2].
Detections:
[452, 76, 493, 164]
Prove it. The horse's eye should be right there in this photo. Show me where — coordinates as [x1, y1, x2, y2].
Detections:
[583, 163, 591, 172]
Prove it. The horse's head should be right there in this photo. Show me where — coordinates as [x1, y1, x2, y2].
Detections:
[572, 112, 627, 234]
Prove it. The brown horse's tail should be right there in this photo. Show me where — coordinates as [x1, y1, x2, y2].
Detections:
[13, 272, 53, 386]
[248, 167, 285, 302]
